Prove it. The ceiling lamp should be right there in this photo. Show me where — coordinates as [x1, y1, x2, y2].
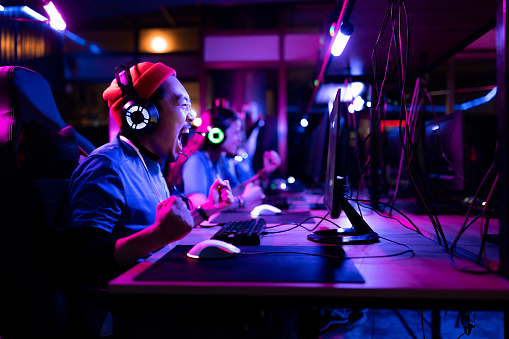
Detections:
[331, 22, 354, 57]
[150, 36, 169, 53]
[42, 1, 66, 31]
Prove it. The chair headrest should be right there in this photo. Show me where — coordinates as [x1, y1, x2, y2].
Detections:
[0, 65, 95, 156]
[21, 121, 79, 179]
[0, 66, 67, 141]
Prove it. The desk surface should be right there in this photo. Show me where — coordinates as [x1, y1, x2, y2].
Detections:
[109, 197, 509, 309]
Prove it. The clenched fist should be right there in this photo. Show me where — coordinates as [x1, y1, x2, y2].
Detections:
[155, 196, 193, 242]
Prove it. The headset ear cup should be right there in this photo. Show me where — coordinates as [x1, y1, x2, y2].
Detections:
[207, 126, 225, 145]
[121, 99, 159, 135]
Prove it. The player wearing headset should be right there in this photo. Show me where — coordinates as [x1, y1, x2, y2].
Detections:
[173, 104, 280, 211]
[62, 62, 234, 287]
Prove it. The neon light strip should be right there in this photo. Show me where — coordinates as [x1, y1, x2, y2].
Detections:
[21, 6, 48, 21]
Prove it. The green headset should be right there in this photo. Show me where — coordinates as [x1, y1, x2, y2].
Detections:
[205, 98, 232, 146]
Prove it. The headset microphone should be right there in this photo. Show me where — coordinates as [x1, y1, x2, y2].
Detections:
[189, 129, 206, 137]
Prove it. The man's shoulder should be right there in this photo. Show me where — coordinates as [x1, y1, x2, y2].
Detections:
[81, 138, 132, 170]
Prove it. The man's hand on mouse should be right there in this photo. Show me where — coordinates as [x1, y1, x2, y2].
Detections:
[154, 196, 193, 243]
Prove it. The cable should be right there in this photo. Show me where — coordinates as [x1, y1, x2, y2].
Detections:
[448, 143, 498, 270]
[260, 210, 414, 259]
[239, 236, 414, 260]
[448, 206, 498, 274]
[173, 185, 193, 210]
[171, 151, 195, 210]
[350, 198, 422, 235]
[389, 78, 419, 213]
[476, 173, 498, 267]
[263, 214, 337, 234]
[390, 0, 448, 249]
[345, 0, 393, 217]
[460, 145, 497, 236]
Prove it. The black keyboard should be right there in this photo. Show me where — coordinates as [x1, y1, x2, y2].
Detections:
[211, 219, 266, 245]
[263, 195, 289, 209]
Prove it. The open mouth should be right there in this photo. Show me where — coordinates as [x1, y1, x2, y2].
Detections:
[178, 125, 191, 150]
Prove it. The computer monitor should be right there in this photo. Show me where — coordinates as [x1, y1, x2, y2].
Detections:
[305, 111, 329, 188]
[307, 88, 379, 245]
[424, 110, 497, 199]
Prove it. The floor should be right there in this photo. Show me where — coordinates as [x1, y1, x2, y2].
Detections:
[320, 309, 505, 339]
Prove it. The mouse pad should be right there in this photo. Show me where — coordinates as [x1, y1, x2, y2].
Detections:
[209, 210, 315, 224]
[134, 245, 364, 283]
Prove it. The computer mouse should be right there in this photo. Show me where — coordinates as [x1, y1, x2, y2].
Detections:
[250, 204, 282, 216]
[187, 239, 241, 260]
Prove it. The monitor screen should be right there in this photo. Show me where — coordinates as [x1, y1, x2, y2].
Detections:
[324, 89, 349, 219]
[309, 88, 379, 245]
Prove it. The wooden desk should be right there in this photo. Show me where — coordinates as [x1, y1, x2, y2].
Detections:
[109, 203, 509, 312]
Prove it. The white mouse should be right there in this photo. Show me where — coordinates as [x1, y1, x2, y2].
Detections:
[187, 239, 241, 260]
[250, 204, 282, 216]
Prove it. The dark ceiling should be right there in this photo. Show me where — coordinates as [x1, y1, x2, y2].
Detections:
[7, 0, 326, 30]
[4, 0, 499, 109]
[318, 0, 498, 109]
[325, 0, 497, 79]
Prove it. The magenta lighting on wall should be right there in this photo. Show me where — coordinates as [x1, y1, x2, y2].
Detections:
[42, 1, 66, 31]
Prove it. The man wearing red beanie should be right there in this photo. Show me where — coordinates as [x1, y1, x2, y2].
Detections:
[56, 62, 235, 336]
[57, 62, 300, 338]
[63, 61, 234, 280]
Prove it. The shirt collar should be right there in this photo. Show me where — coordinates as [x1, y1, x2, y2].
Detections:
[119, 133, 160, 162]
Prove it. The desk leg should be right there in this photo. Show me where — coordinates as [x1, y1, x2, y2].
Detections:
[431, 310, 442, 339]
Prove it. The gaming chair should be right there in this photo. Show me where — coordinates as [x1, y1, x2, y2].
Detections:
[0, 65, 96, 338]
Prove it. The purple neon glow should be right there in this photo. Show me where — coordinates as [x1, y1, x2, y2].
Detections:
[43, 1, 66, 31]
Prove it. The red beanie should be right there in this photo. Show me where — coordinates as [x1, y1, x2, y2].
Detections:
[103, 62, 177, 128]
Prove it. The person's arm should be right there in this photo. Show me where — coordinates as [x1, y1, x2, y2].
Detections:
[187, 192, 207, 212]
[217, 181, 265, 210]
[188, 178, 234, 225]
[69, 156, 192, 269]
[239, 150, 282, 187]
[243, 124, 260, 158]
[114, 196, 193, 267]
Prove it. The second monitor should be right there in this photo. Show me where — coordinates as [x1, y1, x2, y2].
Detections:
[307, 88, 379, 245]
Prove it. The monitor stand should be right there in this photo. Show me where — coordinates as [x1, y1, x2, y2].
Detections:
[307, 196, 380, 245]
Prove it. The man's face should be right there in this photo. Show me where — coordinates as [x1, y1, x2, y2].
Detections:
[145, 76, 195, 162]
[221, 119, 242, 157]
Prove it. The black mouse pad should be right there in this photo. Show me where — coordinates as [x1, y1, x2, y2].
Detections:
[134, 246, 364, 283]
[209, 210, 316, 224]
